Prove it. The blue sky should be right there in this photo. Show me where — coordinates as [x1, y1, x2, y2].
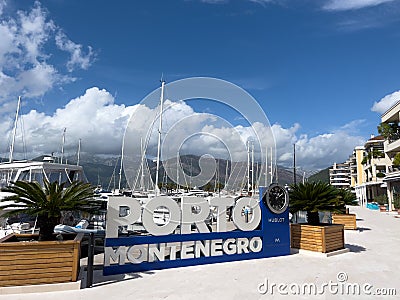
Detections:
[1, 0, 400, 172]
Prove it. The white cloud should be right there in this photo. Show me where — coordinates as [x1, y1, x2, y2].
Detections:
[17, 2, 55, 63]
[271, 121, 365, 171]
[0, 0, 6, 17]
[17, 63, 69, 98]
[295, 131, 365, 170]
[1, 87, 366, 172]
[0, 87, 133, 158]
[0, 1, 94, 104]
[123, 98, 365, 172]
[323, 0, 394, 11]
[371, 90, 400, 114]
[55, 31, 95, 72]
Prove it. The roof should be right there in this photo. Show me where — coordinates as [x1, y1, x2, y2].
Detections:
[368, 135, 384, 141]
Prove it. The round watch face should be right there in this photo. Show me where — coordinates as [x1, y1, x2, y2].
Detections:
[264, 184, 289, 214]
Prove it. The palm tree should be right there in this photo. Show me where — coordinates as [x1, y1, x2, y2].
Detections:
[335, 188, 358, 213]
[1, 180, 100, 241]
[289, 181, 342, 225]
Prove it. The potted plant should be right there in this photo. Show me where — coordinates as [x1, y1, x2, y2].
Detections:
[0, 179, 100, 287]
[289, 181, 345, 253]
[331, 188, 358, 230]
[374, 194, 388, 212]
[376, 172, 386, 178]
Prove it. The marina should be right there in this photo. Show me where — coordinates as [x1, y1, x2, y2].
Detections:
[1, 1, 400, 299]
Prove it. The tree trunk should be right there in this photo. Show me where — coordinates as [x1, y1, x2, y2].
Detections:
[306, 211, 320, 225]
[37, 215, 60, 241]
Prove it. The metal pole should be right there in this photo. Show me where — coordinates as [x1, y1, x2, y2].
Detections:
[247, 141, 250, 194]
[77, 139, 81, 166]
[9, 96, 21, 163]
[251, 142, 254, 196]
[87, 232, 94, 288]
[155, 80, 165, 196]
[118, 137, 124, 191]
[61, 128, 66, 164]
[141, 138, 145, 191]
[176, 151, 179, 192]
[293, 143, 296, 185]
[265, 146, 268, 187]
[270, 147, 273, 184]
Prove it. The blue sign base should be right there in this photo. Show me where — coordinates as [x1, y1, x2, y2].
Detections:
[103, 186, 290, 275]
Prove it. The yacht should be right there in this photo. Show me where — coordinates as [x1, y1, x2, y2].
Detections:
[0, 156, 89, 237]
[0, 156, 87, 190]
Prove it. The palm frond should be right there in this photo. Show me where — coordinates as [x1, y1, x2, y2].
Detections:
[1, 179, 99, 240]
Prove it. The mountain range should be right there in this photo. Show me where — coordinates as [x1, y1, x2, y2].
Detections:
[75, 154, 304, 190]
[2, 154, 329, 189]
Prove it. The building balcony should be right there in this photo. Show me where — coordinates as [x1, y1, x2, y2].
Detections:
[330, 173, 350, 177]
[330, 179, 350, 183]
[381, 100, 400, 123]
[365, 176, 385, 183]
[384, 139, 400, 154]
[371, 157, 390, 166]
[331, 182, 351, 187]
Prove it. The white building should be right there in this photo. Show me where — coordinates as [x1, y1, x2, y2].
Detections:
[353, 136, 390, 207]
[380, 100, 400, 211]
[329, 162, 351, 189]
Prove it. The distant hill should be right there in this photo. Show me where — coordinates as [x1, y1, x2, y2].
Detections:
[4, 154, 307, 189]
[78, 154, 303, 189]
[307, 167, 330, 183]
[278, 167, 303, 186]
[32, 154, 126, 190]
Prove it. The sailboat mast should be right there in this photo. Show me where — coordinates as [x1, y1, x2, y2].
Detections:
[140, 138, 145, 191]
[77, 139, 81, 166]
[176, 151, 180, 192]
[224, 159, 229, 189]
[118, 148, 124, 191]
[265, 146, 268, 187]
[214, 161, 218, 193]
[9, 96, 21, 163]
[155, 80, 165, 196]
[61, 128, 66, 164]
[270, 146, 273, 184]
[247, 140, 250, 194]
[293, 143, 296, 185]
[251, 141, 254, 195]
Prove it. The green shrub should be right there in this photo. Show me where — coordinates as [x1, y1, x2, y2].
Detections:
[374, 194, 388, 205]
[393, 153, 400, 166]
[393, 195, 400, 209]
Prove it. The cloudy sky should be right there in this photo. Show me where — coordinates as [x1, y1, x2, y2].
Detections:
[1, 0, 400, 172]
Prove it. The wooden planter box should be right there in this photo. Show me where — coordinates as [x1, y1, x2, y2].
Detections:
[0, 233, 83, 287]
[332, 213, 357, 230]
[379, 205, 387, 212]
[290, 223, 344, 253]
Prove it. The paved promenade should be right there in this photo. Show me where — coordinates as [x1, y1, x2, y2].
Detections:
[2, 206, 400, 299]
